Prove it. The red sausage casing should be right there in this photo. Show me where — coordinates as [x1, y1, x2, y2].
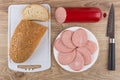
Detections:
[55, 7, 102, 23]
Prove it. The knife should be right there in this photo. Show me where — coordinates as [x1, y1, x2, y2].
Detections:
[106, 4, 115, 70]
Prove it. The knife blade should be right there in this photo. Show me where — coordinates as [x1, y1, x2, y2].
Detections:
[106, 4, 115, 70]
[107, 4, 115, 38]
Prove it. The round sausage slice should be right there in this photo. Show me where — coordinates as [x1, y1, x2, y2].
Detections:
[54, 38, 73, 53]
[86, 40, 97, 54]
[58, 50, 76, 65]
[55, 7, 66, 23]
[69, 53, 84, 71]
[61, 30, 75, 48]
[77, 47, 92, 65]
[72, 29, 88, 47]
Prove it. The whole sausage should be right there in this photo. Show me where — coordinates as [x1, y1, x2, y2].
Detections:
[55, 7, 102, 23]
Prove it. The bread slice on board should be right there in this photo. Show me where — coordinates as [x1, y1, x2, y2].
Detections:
[22, 4, 49, 21]
[10, 20, 47, 63]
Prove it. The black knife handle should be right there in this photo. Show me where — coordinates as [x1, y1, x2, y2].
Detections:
[108, 42, 115, 70]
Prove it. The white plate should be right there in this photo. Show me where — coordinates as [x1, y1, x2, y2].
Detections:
[8, 4, 51, 72]
[53, 27, 99, 72]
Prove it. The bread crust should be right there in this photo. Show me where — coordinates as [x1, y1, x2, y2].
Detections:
[10, 20, 47, 63]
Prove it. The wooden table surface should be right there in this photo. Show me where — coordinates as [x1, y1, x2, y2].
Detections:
[0, 0, 120, 80]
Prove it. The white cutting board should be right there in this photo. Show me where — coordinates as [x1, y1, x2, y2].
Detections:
[8, 4, 51, 72]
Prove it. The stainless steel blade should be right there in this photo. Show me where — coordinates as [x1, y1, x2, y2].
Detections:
[106, 4, 115, 38]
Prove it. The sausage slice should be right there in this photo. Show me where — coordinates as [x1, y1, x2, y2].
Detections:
[54, 38, 73, 53]
[61, 30, 75, 48]
[58, 50, 76, 65]
[77, 47, 92, 65]
[69, 53, 84, 71]
[72, 29, 88, 47]
[86, 40, 97, 54]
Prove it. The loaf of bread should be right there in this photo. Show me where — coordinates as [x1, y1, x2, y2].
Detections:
[10, 20, 47, 63]
[22, 4, 49, 21]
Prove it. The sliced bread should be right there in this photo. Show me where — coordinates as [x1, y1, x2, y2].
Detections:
[22, 4, 49, 21]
